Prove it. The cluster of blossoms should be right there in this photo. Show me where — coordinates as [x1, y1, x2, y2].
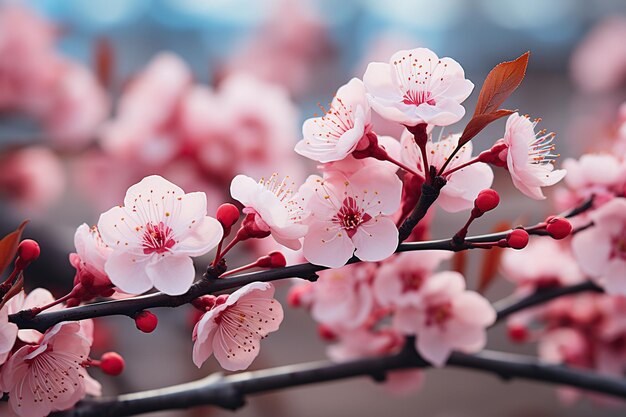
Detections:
[3, 32, 610, 413]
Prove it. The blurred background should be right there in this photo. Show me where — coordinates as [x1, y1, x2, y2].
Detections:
[1, 0, 626, 416]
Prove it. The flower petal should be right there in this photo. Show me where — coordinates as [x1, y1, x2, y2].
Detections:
[352, 216, 398, 262]
[104, 251, 153, 295]
[146, 255, 195, 296]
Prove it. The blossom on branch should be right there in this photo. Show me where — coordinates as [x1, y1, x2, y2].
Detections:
[301, 165, 402, 268]
[230, 173, 308, 250]
[0, 321, 100, 417]
[192, 282, 283, 371]
[363, 47, 473, 126]
[295, 78, 371, 163]
[499, 112, 566, 200]
[98, 175, 223, 295]
[401, 130, 493, 212]
[394, 271, 495, 366]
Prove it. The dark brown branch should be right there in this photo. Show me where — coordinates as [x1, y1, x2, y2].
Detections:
[52, 345, 626, 417]
[493, 280, 603, 323]
[397, 175, 446, 242]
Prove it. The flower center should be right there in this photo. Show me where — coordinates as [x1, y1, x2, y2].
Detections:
[142, 222, 175, 255]
[334, 197, 371, 238]
[528, 123, 559, 166]
[612, 232, 626, 260]
[402, 89, 436, 107]
[426, 302, 452, 326]
[400, 271, 424, 292]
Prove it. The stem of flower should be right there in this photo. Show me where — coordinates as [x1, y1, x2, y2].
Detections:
[441, 155, 482, 177]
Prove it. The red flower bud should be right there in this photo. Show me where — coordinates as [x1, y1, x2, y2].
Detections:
[100, 352, 125, 376]
[134, 310, 158, 333]
[215, 294, 229, 306]
[191, 295, 216, 311]
[474, 189, 500, 213]
[318, 324, 337, 341]
[506, 229, 529, 250]
[257, 251, 287, 269]
[216, 203, 240, 229]
[507, 323, 529, 343]
[15, 239, 40, 269]
[545, 216, 572, 240]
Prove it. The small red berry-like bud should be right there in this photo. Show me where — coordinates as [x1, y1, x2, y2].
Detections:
[191, 295, 216, 311]
[216, 203, 240, 229]
[545, 216, 572, 240]
[318, 324, 337, 341]
[474, 189, 500, 213]
[15, 239, 40, 269]
[287, 283, 313, 308]
[506, 229, 529, 250]
[134, 310, 158, 333]
[507, 323, 529, 343]
[257, 251, 287, 269]
[100, 352, 125, 376]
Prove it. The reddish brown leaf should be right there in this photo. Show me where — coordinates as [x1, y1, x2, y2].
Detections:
[0, 220, 28, 277]
[477, 221, 511, 294]
[459, 109, 513, 145]
[452, 250, 467, 276]
[474, 52, 529, 117]
[94, 38, 114, 89]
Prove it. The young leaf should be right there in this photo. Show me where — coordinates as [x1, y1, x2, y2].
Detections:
[458, 109, 513, 145]
[0, 220, 28, 277]
[474, 52, 529, 117]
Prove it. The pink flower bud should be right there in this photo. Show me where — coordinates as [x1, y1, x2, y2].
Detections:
[545, 216, 572, 240]
[100, 352, 125, 376]
[507, 323, 529, 343]
[15, 239, 40, 269]
[257, 251, 287, 268]
[474, 189, 500, 213]
[507, 229, 529, 250]
[134, 310, 158, 333]
[216, 203, 240, 229]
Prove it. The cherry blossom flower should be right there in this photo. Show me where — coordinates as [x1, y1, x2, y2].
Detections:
[192, 282, 283, 371]
[310, 264, 376, 330]
[0, 304, 17, 366]
[230, 173, 308, 250]
[301, 165, 402, 268]
[5, 288, 59, 345]
[499, 112, 566, 200]
[327, 327, 403, 362]
[0, 146, 65, 214]
[295, 78, 371, 163]
[571, 198, 626, 295]
[373, 251, 452, 308]
[363, 47, 473, 126]
[394, 271, 495, 366]
[500, 239, 584, 291]
[98, 175, 223, 296]
[0, 321, 100, 417]
[400, 130, 493, 212]
[69, 224, 115, 302]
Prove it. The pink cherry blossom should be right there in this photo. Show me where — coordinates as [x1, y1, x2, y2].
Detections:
[0, 146, 65, 214]
[44, 61, 109, 149]
[5, 288, 59, 345]
[295, 78, 371, 163]
[0, 304, 18, 366]
[500, 239, 584, 291]
[327, 327, 403, 362]
[230, 173, 308, 250]
[310, 264, 376, 330]
[571, 198, 626, 295]
[373, 251, 452, 308]
[319, 135, 401, 178]
[363, 47, 473, 126]
[400, 130, 493, 212]
[500, 113, 566, 200]
[0, 321, 100, 417]
[99, 53, 192, 164]
[301, 165, 402, 268]
[394, 271, 495, 366]
[69, 224, 115, 302]
[98, 175, 223, 296]
[192, 282, 283, 371]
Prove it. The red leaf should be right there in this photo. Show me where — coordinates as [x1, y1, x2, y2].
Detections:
[0, 220, 28, 277]
[458, 109, 513, 145]
[474, 52, 529, 117]
[477, 221, 511, 294]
